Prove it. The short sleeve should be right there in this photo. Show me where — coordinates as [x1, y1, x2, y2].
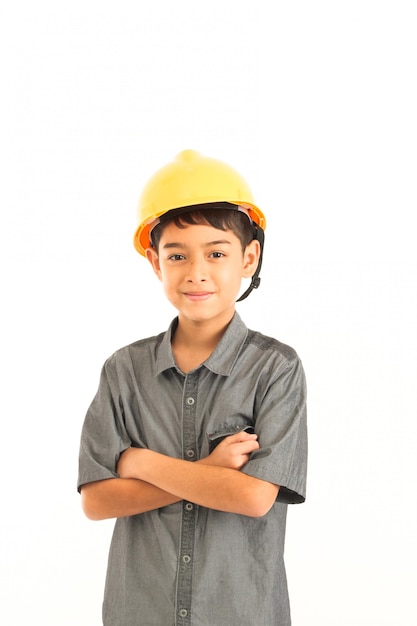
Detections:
[241, 355, 307, 504]
[77, 358, 132, 492]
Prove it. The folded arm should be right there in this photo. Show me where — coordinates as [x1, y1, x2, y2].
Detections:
[122, 448, 279, 518]
[81, 431, 278, 520]
[80, 476, 180, 520]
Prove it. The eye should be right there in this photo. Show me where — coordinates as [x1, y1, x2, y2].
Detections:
[209, 251, 225, 259]
[167, 254, 186, 261]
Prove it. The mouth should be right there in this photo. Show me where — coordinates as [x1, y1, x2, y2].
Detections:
[183, 291, 214, 301]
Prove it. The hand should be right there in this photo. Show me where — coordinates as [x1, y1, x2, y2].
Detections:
[201, 431, 259, 470]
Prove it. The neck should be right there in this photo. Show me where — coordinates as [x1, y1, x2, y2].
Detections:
[171, 310, 235, 373]
[175, 310, 235, 348]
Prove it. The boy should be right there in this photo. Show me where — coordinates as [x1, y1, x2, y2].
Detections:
[78, 150, 307, 626]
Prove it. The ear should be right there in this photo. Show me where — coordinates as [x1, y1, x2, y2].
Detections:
[242, 239, 261, 278]
[146, 247, 162, 281]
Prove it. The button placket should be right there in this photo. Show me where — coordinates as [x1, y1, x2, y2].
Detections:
[175, 371, 200, 625]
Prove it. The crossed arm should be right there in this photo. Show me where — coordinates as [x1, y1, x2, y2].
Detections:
[81, 431, 279, 520]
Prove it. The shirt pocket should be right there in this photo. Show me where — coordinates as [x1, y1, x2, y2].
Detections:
[207, 424, 255, 453]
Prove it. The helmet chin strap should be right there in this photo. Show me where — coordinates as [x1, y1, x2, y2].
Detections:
[236, 225, 265, 302]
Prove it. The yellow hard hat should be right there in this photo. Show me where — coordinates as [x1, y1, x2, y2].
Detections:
[133, 149, 266, 256]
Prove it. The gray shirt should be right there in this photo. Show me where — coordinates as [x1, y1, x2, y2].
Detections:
[78, 313, 307, 626]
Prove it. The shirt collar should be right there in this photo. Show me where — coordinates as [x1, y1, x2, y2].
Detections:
[154, 312, 248, 377]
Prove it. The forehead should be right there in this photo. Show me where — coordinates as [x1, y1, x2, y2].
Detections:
[158, 221, 241, 247]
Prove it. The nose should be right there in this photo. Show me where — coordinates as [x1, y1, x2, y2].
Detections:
[186, 257, 208, 283]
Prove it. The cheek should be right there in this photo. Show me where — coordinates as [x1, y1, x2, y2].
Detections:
[159, 269, 178, 292]
[160, 279, 176, 304]
[218, 264, 244, 291]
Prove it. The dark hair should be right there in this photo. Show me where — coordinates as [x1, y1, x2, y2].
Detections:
[150, 206, 255, 253]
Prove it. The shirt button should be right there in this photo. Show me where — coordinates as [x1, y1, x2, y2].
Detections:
[182, 555, 191, 563]
[179, 608, 188, 618]
[186, 449, 195, 458]
[185, 502, 193, 511]
[186, 397, 195, 405]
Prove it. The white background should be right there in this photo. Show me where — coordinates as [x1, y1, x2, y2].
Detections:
[1, 1, 416, 624]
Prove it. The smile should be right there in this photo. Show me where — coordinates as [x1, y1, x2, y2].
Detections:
[183, 292, 213, 301]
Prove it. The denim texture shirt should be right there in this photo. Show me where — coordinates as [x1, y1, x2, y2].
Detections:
[78, 313, 307, 626]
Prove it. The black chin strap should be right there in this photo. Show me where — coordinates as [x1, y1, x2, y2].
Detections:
[236, 225, 265, 302]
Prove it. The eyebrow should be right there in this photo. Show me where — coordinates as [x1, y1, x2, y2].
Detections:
[162, 239, 232, 249]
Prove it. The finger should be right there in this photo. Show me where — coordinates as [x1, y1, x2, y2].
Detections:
[237, 432, 258, 443]
[235, 440, 260, 454]
[227, 431, 258, 443]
